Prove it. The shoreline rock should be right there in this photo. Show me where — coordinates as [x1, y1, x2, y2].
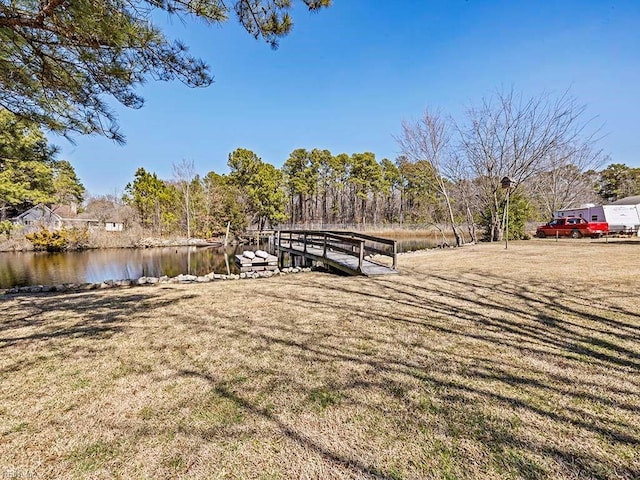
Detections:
[134, 237, 224, 248]
[2, 266, 316, 296]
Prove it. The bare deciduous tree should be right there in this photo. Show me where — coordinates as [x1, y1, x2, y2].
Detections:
[459, 88, 599, 241]
[397, 110, 463, 246]
[526, 144, 606, 218]
[173, 159, 196, 239]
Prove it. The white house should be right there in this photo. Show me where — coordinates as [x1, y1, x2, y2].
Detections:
[12, 204, 64, 232]
[12, 204, 122, 233]
[104, 221, 124, 232]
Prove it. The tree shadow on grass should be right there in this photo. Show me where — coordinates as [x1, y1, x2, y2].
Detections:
[0, 289, 198, 350]
[3, 270, 637, 479]
[311, 272, 640, 371]
[213, 313, 640, 441]
[178, 368, 399, 480]
[229, 272, 640, 479]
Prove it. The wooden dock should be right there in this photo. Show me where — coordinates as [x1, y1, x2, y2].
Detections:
[275, 230, 398, 276]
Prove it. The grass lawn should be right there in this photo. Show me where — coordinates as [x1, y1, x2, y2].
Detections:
[1, 239, 639, 479]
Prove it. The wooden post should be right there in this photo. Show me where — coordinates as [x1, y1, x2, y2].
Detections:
[358, 240, 364, 273]
[392, 240, 397, 270]
[303, 233, 307, 254]
[323, 233, 327, 259]
[224, 252, 231, 276]
[223, 221, 230, 247]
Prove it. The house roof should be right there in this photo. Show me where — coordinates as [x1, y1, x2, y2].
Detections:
[611, 195, 640, 206]
[50, 204, 76, 218]
[14, 204, 60, 220]
[13, 204, 99, 223]
[76, 212, 101, 222]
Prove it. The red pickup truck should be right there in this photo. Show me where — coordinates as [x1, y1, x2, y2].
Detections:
[536, 217, 609, 238]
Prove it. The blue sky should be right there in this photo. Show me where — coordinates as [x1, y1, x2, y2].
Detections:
[54, 0, 640, 196]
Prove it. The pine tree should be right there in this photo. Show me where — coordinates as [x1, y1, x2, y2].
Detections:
[0, 1, 331, 142]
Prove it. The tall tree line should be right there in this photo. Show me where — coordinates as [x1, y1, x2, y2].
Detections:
[4, 87, 629, 243]
[121, 147, 638, 240]
[120, 89, 637, 241]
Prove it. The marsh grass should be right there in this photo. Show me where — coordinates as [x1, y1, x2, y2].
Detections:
[1, 238, 639, 479]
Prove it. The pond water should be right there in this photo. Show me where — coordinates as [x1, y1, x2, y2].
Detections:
[0, 236, 440, 289]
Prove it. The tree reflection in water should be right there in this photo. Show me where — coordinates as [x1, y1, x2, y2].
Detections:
[0, 237, 438, 288]
[0, 245, 242, 288]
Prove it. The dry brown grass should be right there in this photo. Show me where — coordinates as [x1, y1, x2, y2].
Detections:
[1, 238, 639, 479]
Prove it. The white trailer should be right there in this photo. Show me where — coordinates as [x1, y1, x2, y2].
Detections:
[554, 204, 640, 234]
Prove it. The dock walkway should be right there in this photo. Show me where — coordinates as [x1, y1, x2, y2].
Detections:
[276, 230, 398, 276]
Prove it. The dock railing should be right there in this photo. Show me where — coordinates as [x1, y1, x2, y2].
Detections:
[276, 230, 397, 273]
